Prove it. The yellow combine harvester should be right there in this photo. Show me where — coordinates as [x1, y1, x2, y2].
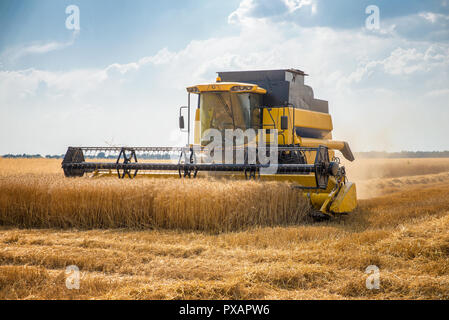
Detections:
[62, 69, 357, 217]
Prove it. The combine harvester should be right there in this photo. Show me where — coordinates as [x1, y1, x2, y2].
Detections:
[62, 69, 357, 217]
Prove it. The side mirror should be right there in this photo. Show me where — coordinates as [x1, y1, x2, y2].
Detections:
[280, 116, 288, 130]
[179, 115, 185, 129]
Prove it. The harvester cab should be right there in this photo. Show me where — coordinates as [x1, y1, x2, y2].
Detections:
[62, 69, 357, 217]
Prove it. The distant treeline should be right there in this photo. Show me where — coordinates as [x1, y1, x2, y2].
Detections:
[2, 154, 64, 159]
[3, 151, 449, 159]
[1, 152, 172, 160]
[355, 151, 449, 159]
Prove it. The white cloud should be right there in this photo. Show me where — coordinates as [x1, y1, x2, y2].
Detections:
[23, 42, 69, 55]
[376, 11, 449, 42]
[282, 0, 314, 13]
[342, 45, 449, 85]
[1, 31, 79, 63]
[426, 88, 449, 97]
[383, 46, 449, 75]
[105, 62, 140, 75]
[228, 0, 316, 25]
[419, 11, 449, 23]
[0, 67, 109, 102]
[228, 0, 254, 24]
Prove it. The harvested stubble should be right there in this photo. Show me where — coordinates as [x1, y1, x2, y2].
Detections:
[0, 175, 310, 232]
[2, 159, 449, 299]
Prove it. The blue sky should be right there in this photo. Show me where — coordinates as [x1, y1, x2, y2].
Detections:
[1, 0, 449, 154]
[0, 0, 241, 69]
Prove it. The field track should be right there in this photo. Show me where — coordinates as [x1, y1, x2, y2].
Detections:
[1, 158, 449, 299]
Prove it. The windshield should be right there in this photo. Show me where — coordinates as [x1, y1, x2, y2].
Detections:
[200, 92, 261, 144]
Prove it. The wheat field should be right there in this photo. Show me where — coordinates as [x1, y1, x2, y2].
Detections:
[1, 157, 449, 299]
[0, 176, 309, 232]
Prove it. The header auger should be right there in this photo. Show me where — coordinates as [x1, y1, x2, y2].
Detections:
[62, 69, 357, 217]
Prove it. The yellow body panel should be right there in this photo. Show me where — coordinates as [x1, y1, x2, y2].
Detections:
[309, 193, 332, 210]
[301, 138, 344, 150]
[294, 108, 333, 131]
[330, 182, 357, 213]
[194, 108, 201, 145]
[262, 108, 298, 145]
[262, 107, 332, 136]
[308, 182, 357, 215]
[260, 107, 349, 163]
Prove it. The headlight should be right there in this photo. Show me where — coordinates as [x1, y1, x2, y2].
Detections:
[230, 85, 253, 92]
[187, 87, 199, 93]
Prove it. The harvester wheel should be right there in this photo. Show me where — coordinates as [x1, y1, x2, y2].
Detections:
[310, 211, 331, 222]
[116, 148, 138, 179]
[62, 147, 85, 177]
